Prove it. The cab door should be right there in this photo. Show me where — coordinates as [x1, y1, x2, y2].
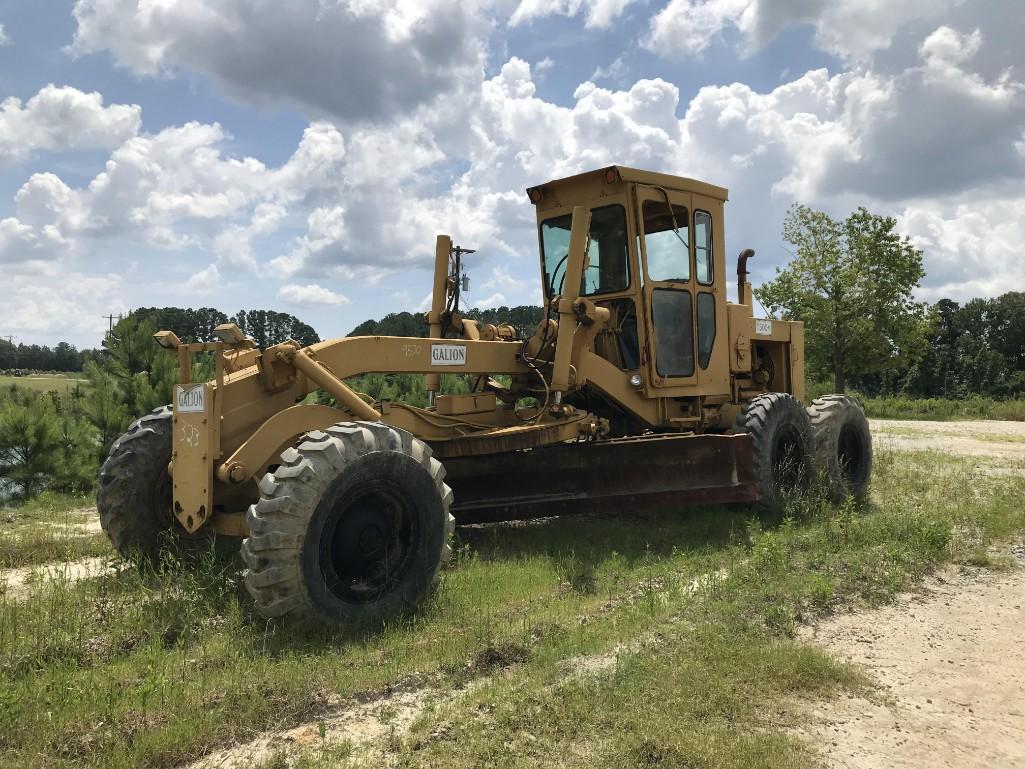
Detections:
[636, 187, 697, 388]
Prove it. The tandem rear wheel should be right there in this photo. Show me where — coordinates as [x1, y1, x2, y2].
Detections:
[806, 395, 873, 503]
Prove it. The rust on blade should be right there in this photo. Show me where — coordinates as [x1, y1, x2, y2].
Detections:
[443, 433, 757, 524]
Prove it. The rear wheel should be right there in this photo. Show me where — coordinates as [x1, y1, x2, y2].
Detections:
[807, 395, 872, 503]
[243, 422, 454, 627]
[733, 393, 814, 512]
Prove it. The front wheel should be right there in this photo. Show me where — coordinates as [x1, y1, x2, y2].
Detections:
[242, 422, 454, 628]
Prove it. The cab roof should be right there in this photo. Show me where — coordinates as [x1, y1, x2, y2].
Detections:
[529, 165, 729, 203]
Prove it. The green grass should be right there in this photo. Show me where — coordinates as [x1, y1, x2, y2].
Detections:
[0, 450, 1022, 769]
[0, 493, 107, 570]
[0, 373, 89, 395]
[858, 394, 1025, 421]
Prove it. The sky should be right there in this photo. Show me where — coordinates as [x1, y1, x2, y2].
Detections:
[1, 0, 1023, 349]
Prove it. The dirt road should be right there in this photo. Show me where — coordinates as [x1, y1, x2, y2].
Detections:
[798, 559, 1025, 769]
[800, 418, 1025, 768]
[871, 418, 1025, 462]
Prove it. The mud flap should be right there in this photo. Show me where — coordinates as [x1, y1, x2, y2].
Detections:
[443, 433, 757, 524]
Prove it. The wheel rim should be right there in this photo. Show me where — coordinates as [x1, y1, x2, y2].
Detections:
[320, 482, 419, 604]
[771, 425, 807, 492]
[837, 423, 866, 484]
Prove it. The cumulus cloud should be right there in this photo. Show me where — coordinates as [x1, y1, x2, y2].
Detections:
[184, 263, 221, 294]
[0, 84, 141, 163]
[8, 272, 126, 339]
[278, 283, 351, 306]
[69, 0, 487, 123]
[0, 120, 345, 267]
[7, 4, 1025, 345]
[509, 0, 639, 28]
[645, 0, 959, 62]
[0, 24, 8, 45]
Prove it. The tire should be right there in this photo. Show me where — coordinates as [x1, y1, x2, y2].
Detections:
[98, 405, 227, 560]
[242, 422, 454, 628]
[807, 395, 872, 503]
[732, 392, 815, 512]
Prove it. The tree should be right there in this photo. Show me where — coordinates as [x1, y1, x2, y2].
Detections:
[235, 309, 320, 347]
[756, 204, 930, 392]
[0, 396, 63, 498]
[0, 338, 15, 369]
[52, 341, 81, 371]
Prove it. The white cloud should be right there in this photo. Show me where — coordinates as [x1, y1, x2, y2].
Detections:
[645, 0, 960, 62]
[0, 24, 8, 45]
[509, 0, 639, 28]
[474, 266, 536, 307]
[7, 5, 1025, 347]
[184, 263, 220, 294]
[590, 56, 628, 84]
[8, 272, 126, 339]
[278, 283, 351, 306]
[0, 85, 141, 163]
[899, 194, 1025, 300]
[0, 120, 346, 269]
[69, 0, 487, 123]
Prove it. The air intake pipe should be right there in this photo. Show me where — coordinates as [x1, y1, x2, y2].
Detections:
[736, 249, 755, 306]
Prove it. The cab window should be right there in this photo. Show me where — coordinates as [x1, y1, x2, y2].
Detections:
[695, 210, 713, 284]
[642, 200, 689, 283]
[541, 205, 629, 297]
[651, 289, 694, 378]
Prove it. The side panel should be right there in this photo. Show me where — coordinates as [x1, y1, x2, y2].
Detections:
[172, 383, 216, 532]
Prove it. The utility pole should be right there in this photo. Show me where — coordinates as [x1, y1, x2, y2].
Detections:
[103, 314, 117, 338]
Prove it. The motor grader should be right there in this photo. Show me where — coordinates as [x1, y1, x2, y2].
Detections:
[98, 165, 872, 627]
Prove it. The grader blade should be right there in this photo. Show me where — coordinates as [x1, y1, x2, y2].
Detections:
[443, 433, 757, 524]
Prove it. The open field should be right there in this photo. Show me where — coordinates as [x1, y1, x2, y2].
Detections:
[0, 423, 1023, 768]
[871, 418, 1025, 464]
[0, 373, 89, 395]
[858, 395, 1025, 422]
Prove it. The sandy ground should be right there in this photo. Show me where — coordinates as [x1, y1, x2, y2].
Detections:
[797, 420, 1025, 768]
[188, 683, 444, 769]
[870, 418, 1025, 461]
[797, 556, 1025, 769]
[0, 556, 112, 600]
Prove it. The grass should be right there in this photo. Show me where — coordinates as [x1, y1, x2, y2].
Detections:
[0, 373, 89, 395]
[0, 493, 107, 570]
[857, 394, 1025, 422]
[0, 449, 1022, 769]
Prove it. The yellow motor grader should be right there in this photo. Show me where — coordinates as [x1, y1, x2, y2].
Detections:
[97, 166, 871, 627]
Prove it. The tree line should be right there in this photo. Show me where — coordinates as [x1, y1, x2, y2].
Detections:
[0, 306, 319, 502]
[1, 307, 319, 374]
[0, 339, 92, 372]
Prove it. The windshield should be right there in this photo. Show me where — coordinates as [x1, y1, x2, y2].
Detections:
[540, 204, 629, 297]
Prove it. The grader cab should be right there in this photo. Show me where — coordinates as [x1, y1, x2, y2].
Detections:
[98, 166, 872, 628]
